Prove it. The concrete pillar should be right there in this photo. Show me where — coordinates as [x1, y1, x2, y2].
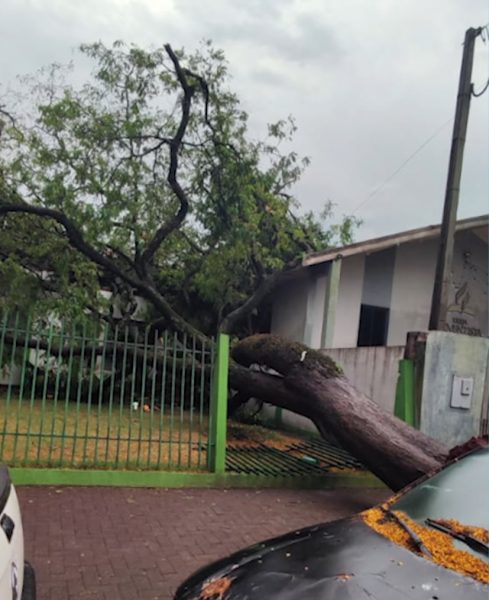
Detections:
[321, 258, 342, 349]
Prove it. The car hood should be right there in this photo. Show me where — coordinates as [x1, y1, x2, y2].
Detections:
[175, 516, 488, 600]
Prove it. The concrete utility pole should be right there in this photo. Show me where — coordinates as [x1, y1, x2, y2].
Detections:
[429, 26, 482, 331]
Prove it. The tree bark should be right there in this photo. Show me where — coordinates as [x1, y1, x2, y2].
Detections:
[230, 334, 448, 491]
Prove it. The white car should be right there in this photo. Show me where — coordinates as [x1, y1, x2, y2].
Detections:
[0, 466, 35, 599]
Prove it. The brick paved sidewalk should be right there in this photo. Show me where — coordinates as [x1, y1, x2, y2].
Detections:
[18, 485, 389, 600]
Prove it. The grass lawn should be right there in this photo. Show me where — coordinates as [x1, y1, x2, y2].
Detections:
[0, 394, 210, 469]
[0, 394, 301, 471]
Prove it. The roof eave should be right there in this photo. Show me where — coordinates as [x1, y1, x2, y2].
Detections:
[303, 214, 488, 267]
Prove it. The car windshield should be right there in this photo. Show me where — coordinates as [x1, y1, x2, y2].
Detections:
[391, 447, 489, 560]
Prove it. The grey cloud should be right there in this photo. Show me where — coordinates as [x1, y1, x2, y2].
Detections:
[172, 0, 343, 66]
[0, 0, 487, 242]
[248, 65, 291, 88]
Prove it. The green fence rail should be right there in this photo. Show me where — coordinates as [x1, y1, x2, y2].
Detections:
[0, 314, 217, 471]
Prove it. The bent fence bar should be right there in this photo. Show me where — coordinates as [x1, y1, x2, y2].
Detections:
[0, 313, 223, 472]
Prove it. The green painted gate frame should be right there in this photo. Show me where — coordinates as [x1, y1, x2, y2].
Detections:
[207, 333, 229, 474]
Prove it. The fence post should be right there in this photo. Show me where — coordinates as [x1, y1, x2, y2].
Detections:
[394, 359, 415, 426]
[208, 333, 229, 474]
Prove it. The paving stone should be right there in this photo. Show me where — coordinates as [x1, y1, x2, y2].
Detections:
[18, 485, 388, 599]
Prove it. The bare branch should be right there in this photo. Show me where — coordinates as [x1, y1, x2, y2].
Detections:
[183, 68, 241, 159]
[0, 106, 17, 128]
[139, 44, 195, 269]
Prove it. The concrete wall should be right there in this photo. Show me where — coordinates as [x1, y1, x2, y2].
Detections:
[387, 238, 438, 345]
[331, 255, 365, 348]
[260, 404, 319, 435]
[446, 230, 488, 337]
[262, 344, 404, 434]
[420, 331, 489, 447]
[325, 345, 404, 413]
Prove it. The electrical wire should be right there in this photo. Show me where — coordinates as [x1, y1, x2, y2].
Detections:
[351, 117, 453, 215]
[472, 24, 489, 96]
[350, 24, 487, 216]
[472, 79, 489, 97]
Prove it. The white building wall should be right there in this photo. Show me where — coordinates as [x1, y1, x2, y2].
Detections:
[271, 225, 488, 350]
[331, 255, 365, 348]
[387, 239, 438, 345]
[304, 266, 328, 349]
[270, 275, 309, 343]
[361, 248, 395, 308]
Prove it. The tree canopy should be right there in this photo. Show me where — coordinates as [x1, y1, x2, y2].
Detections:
[0, 40, 359, 337]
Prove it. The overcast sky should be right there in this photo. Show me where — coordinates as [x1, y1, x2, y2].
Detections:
[1, 0, 487, 241]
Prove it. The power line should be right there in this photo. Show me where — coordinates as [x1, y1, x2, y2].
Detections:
[472, 78, 489, 97]
[472, 24, 489, 96]
[352, 117, 453, 215]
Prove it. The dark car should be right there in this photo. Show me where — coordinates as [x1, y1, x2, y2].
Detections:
[175, 447, 488, 600]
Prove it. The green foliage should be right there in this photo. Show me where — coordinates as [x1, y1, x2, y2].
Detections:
[0, 40, 359, 334]
[0, 213, 100, 320]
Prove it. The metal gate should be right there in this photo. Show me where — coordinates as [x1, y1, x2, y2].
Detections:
[0, 314, 215, 471]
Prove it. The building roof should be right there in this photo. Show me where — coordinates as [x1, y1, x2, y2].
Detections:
[303, 214, 488, 267]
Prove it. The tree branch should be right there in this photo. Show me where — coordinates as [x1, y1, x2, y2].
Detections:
[219, 259, 302, 334]
[182, 68, 241, 159]
[0, 202, 141, 290]
[228, 362, 331, 437]
[0, 106, 21, 139]
[106, 244, 137, 271]
[139, 44, 195, 269]
[0, 202, 209, 343]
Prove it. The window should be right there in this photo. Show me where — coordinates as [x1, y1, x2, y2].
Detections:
[357, 304, 389, 346]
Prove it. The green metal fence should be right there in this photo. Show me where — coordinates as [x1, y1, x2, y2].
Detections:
[0, 314, 219, 471]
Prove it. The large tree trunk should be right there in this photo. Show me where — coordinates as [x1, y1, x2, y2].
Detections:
[230, 334, 448, 492]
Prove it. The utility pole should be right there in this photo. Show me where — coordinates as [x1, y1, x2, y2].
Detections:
[429, 26, 482, 331]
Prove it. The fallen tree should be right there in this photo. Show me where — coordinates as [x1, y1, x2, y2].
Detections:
[230, 334, 449, 492]
[2, 319, 450, 491]
[1, 41, 451, 493]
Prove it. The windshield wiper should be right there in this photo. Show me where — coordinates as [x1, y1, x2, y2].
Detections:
[381, 507, 432, 558]
[425, 518, 489, 556]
